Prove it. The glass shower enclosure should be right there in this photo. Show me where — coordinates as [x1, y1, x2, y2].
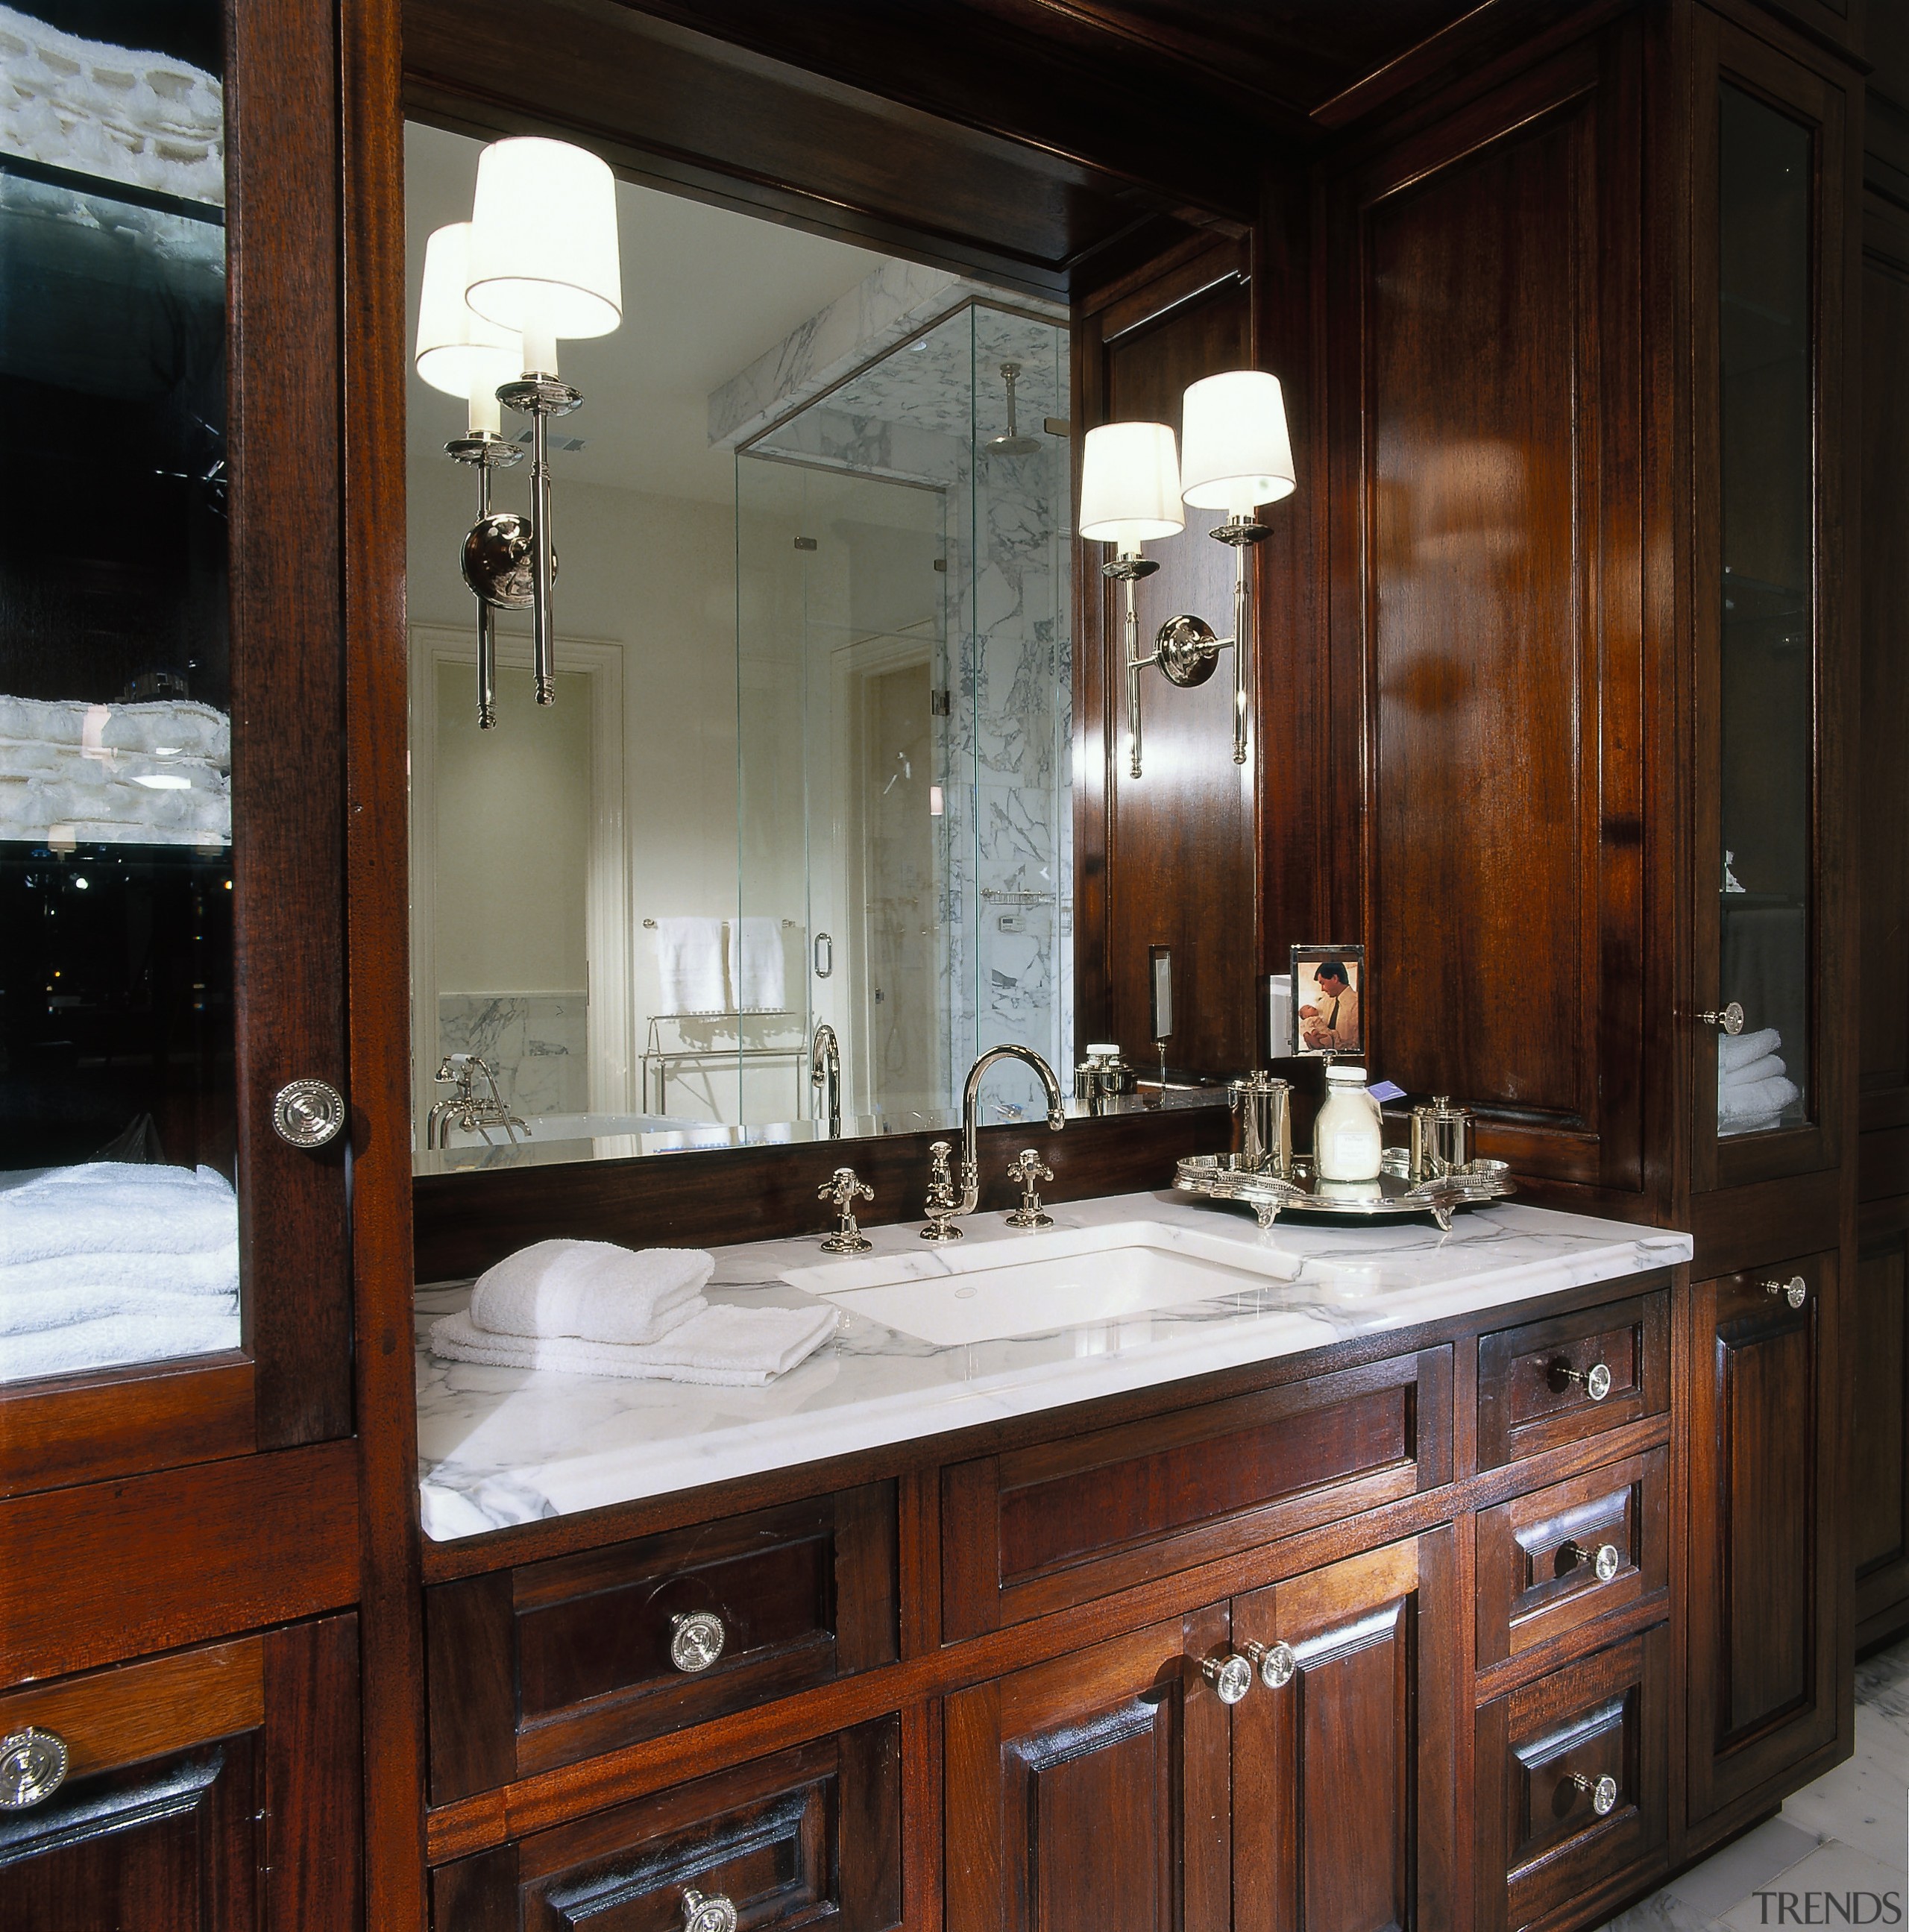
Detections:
[729, 302, 1073, 1133]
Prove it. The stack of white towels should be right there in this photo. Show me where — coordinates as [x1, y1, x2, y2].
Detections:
[0, 694, 232, 846]
[1, 1162, 242, 1383]
[1718, 1027, 1801, 1135]
[429, 1239, 837, 1387]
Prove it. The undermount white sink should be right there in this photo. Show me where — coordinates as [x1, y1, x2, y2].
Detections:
[780, 1220, 1301, 1347]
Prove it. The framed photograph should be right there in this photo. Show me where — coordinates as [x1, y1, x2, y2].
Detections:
[1291, 944, 1365, 1057]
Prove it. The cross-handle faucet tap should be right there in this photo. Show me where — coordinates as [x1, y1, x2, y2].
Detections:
[817, 1165, 874, 1253]
[921, 1045, 1066, 1242]
[1005, 1148, 1055, 1229]
[425, 1054, 528, 1149]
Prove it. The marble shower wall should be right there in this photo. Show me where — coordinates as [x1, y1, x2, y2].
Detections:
[437, 992, 588, 1118]
[737, 298, 1073, 1118]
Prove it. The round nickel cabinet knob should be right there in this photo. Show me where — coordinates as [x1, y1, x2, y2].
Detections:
[0, 1728, 69, 1810]
[1556, 1360, 1613, 1403]
[271, 1078, 346, 1149]
[1244, 1639, 1298, 1689]
[1699, 1002, 1746, 1036]
[1763, 1275, 1808, 1310]
[1200, 1652, 1254, 1705]
[669, 1611, 726, 1675]
[1569, 1772, 1620, 1817]
[679, 1889, 738, 1932]
[1562, 1541, 1623, 1584]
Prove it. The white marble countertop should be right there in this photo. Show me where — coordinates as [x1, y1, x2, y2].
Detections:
[415, 1191, 1692, 1542]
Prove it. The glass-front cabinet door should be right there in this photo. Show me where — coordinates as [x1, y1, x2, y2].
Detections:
[0, 2, 350, 1482]
[1693, 13, 1850, 1191]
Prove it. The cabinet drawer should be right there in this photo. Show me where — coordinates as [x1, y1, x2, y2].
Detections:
[1475, 1625, 1670, 1932]
[941, 1347, 1453, 1641]
[1476, 1447, 1670, 1669]
[1477, 1291, 1669, 1470]
[425, 1483, 897, 1804]
[431, 1717, 902, 1932]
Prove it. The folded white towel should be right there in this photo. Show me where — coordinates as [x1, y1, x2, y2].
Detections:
[1717, 1074, 1801, 1122]
[0, 1283, 237, 1338]
[1720, 1111, 1784, 1136]
[468, 1239, 713, 1344]
[728, 916, 787, 1013]
[0, 1242, 239, 1328]
[1720, 1052, 1784, 1089]
[429, 1300, 838, 1386]
[653, 916, 727, 1013]
[1719, 1028, 1781, 1075]
[0, 1163, 237, 1265]
[0, 695, 230, 766]
[0, 1303, 241, 1385]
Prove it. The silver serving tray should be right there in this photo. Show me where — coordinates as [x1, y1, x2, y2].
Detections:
[1174, 1153, 1515, 1230]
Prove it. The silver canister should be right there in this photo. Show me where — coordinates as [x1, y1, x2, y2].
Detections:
[1227, 1072, 1292, 1177]
[1074, 1044, 1136, 1109]
[1409, 1095, 1474, 1183]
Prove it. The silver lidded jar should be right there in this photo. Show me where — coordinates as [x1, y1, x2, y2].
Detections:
[1408, 1094, 1474, 1184]
[1227, 1070, 1292, 1177]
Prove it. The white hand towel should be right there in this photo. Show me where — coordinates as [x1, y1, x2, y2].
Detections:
[1718, 1028, 1781, 1076]
[1720, 1052, 1784, 1090]
[1, 1283, 238, 1338]
[1717, 1074, 1801, 1122]
[0, 1303, 241, 1385]
[728, 916, 787, 1013]
[653, 916, 727, 1013]
[468, 1239, 713, 1344]
[0, 1242, 239, 1326]
[429, 1300, 838, 1387]
[0, 1162, 237, 1265]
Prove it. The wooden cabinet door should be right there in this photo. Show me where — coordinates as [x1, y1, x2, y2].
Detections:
[1688, 1255, 1844, 1826]
[1232, 1529, 1460, 1932]
[0, 1617, 359, 1931]
[945, 1607, 1233, 1932]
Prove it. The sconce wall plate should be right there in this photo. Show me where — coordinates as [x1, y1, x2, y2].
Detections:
[1154, 614, 1221, 687]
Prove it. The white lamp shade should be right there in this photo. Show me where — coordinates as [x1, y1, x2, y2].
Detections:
[1180, 370, 1295, 514]
[1078, 421, 1184, 546]
[414, 223, 521, 399]
[465, 136, 623, 342]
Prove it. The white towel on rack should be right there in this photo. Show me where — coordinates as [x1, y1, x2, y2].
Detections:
[652, 916, 727, 1013]
[728, 916, 786, 1012]
[1718, 1028, 1781, 1076]
[468, 1239, 712, 1345]
[428, 1300, 837, 1386]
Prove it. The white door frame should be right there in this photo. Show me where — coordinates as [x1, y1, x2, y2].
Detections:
[407, 625, 631, 1139]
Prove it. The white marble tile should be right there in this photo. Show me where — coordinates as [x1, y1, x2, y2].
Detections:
[1720, 1842, 1909, 1932]
[1779, 1706, 1909, 1872]
[1667, 1818, 1822, 1918]
[414, 1195, 1692, 1540]
[1595, 1894, 1732, 1932]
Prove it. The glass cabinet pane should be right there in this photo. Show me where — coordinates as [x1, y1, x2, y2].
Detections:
[0, 2, 239, 1381]
[1717, 83, 1813, 1139]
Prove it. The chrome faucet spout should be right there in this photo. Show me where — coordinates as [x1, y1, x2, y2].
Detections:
[923, 1044, 1066, 1240]
[810, 1022, 842, 1139]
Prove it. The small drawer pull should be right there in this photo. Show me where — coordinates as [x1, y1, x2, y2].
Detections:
[1552, 1360, 1612, 1402]
[1568, 1771, 1619, 1816]
[1242, 1638, 1297, 1688]
[1762, 1275, 1807, 1310]
[1699, 1003, 1745, 1035]
[0, 1728, 69, 1810]
[1199, 1652, 1254, 1705]
[1562, 1540, 1623, 1583]
[668, 1611, 726, 1674]
[681, 1889, 738, 1932]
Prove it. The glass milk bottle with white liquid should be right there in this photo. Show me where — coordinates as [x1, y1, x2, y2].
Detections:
[1314, 1064, 1383, 1182]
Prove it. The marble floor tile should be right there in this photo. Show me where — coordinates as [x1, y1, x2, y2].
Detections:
[1666, 1818, 1821, 1919]
[1597, 1892, 1732, 1932]
[1719, 1841, 1909, 1932]
[1779, 1707, 1909, 1872]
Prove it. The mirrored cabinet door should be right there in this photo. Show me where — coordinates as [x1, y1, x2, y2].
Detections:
[1693, 14, 1850, 1191]
[0, 1, 350, 1485]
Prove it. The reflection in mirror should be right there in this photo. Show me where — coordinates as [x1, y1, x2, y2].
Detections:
[406, 125, 1075, 1173]
[0, 1, 242, 1382]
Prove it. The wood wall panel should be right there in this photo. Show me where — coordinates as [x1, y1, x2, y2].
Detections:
[1855, 1197, 1909, 1646]
[1324, 26, 1649, 1197]
[1075, 241, 1257, 1076]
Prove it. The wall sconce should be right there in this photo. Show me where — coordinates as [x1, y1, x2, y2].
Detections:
[1081, 371, 1295, 778]
[413, 136, 623, 724]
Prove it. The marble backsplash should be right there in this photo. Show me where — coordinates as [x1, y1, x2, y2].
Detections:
[437, 992, 588, 1118]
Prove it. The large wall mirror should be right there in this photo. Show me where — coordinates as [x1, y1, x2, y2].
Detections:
[406, 122, 1076, 1173]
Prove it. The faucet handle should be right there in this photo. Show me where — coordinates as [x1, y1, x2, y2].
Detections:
[921, 1140, 963, 1244]
[1005, 1148, 1055, 1229]
[817, 1166, 874, 1253]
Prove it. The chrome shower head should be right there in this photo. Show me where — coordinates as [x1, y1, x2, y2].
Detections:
[984, 361, 1042, 456]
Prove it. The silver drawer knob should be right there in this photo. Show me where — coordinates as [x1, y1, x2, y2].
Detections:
[271, 1077, 345, 1148]
[1763, 1275, 1807, 1310]
[0, 1728, 69, 1810]
[680, 1889, 738, 1932]
[1243, 1638, 1297, 1688]
[1569, 1771, 1619, 1816]
[1555, 1360, 1612, 1402]
[1200, 1652, 1254, 1705]
[1562, 1540, 1622, 1583]
[669, 1610, 726, 1674]
[1699, 1002, 1745, 1035]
